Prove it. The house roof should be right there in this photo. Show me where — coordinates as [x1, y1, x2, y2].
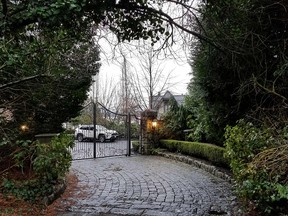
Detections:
[152, 91, 185, 109]
[174, 95, 185, 106]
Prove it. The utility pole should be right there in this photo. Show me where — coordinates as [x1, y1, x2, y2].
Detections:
[121, 53, 131, 156]
[121, 54, 128, 114]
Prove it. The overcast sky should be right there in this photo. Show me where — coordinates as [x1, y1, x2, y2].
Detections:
[96, 32, 192, 96]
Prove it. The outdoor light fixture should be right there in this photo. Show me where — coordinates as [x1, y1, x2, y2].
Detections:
[20, 124, 29, 132]
[152, 119, 157, 129]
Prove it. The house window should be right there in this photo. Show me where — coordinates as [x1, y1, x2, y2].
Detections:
[164, 103, 170, 113]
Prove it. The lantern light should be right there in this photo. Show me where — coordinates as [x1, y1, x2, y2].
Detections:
[20, 124, 29, 132]
[152, 119, 157, 129]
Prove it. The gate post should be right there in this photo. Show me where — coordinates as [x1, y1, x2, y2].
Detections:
[93, 101, 96, 159]
[140, 109, 157, 154]
[127, 112, 131, 156]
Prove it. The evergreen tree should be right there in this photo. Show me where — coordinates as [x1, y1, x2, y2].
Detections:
[186, 0, 288, 144]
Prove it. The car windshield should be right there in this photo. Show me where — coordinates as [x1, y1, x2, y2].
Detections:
[97, 125, 107, 130]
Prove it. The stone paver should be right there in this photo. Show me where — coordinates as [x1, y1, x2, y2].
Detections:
[56, 155, 240, 216]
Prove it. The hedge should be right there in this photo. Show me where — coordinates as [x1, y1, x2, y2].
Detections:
[159, 139, 229, 167]
[132, 140, 140, 153]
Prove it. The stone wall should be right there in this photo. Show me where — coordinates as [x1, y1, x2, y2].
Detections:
[35, 133, 59, 144]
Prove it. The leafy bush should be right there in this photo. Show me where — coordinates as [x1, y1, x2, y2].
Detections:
[224, 120, 288, 215]
[185, 74, 228, 146]
[224, 120, 274, 182]
[130, 123, 140, 139]
[33, 133, 74, 182]
[1, 133, 74, 201]
[161, 97, 189, 140]
[159, 139, 228, 167]
[147, 129, 162, 149]
[132, 141, 140, 153]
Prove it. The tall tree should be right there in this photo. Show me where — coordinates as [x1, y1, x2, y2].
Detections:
[162, 97, 188, 140]
[0, 0, 207, 140]
[186, 0, 288, 144]
[127, 44, 176, 111]
[0, 28, 100, 138]
[0, 0, 207, 44]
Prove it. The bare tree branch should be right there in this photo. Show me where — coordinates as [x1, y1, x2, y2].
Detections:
[252, 75, 287, 102]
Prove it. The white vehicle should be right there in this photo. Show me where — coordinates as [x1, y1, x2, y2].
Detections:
[74, 124, 118, 142]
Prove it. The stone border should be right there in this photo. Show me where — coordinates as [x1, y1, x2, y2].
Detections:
[42, 179, 67, 205]
[35, 133, 60, 144]
[156, 150, 233, 183]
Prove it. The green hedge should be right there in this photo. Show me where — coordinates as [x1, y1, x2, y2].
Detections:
[159, 139, 229, 167]
[132, 140, 140, 152]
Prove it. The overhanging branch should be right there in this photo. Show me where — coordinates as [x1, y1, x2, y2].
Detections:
[125, 4, 224, 51]
[0, 74, 50, 90]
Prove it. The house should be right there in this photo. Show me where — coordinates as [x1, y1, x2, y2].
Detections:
[151, 91, 185, 119]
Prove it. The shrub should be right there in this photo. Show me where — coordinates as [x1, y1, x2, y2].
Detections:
[224, 120, 274, 182]
[132, 141, 140, 152]
[224, 120, 288, 215]
[33, 133, 74, 182]
[159, 139, 228, 167]
[1, 133, 74, 201]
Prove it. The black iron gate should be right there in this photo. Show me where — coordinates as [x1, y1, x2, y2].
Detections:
[70, 102, 131, 160]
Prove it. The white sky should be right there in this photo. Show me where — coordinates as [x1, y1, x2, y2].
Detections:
[87, 0, 202, 113]
[91, 0, 201, 104]
[96, 34, 192, 96]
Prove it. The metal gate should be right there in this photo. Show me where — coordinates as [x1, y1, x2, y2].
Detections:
[70, 102, 132, 160]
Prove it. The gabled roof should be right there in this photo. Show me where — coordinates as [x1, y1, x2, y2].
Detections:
[152, 91, 185, 109]
[174, 95, 185, 106]
[162, 91, 173, 100]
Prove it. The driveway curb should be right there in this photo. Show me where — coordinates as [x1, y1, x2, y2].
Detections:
[156, 150, 233, 183]
[43, 179, 67, 205]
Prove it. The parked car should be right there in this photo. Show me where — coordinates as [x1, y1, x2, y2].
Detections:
[97, 125, 119, 140]
[74, 124, 118, 142]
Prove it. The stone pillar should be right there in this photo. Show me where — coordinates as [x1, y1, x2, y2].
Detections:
[140, 109, 157, 154]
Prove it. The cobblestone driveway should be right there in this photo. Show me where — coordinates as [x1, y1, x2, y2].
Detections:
[57, 155, 239, 216]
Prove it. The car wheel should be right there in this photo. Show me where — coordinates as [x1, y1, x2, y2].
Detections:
[77, 134, 84, 142]
[98, 135, 105, 143]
